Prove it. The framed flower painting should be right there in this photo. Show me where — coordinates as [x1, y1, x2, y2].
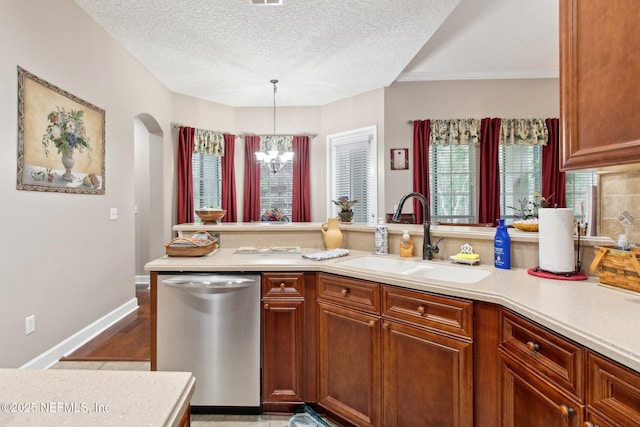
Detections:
[16, 66, 105, 194]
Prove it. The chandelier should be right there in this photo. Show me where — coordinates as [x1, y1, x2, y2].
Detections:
[255, 79, 294, 174]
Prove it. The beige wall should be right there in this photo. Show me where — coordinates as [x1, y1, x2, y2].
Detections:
[1, 0, 173, 367]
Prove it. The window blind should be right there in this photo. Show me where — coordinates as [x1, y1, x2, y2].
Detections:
[499, 145, 542, 221]
[429, 144, 476, 223]
[259, 162, 293, 217]
[332, 137, 374, 223]
[192, 153, 222, 213]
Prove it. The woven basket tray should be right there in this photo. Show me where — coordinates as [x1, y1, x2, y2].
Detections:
[165, 231, 219, 257]
[590, 246, 640, 293]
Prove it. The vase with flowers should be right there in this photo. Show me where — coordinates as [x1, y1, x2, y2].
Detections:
[41, 107, 91, 182]
[508, 192, 552, 231]
[261, 207, 290, 222]
[332, 196, 358, 223]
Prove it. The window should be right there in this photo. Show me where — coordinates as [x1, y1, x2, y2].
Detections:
[327, 126, 377, 224]
[565, 170, 597, 221]
[499, 145, 542, 222]
[429, 144, 476, 223]
[259, 162, 293, 217]
[497, 145, 596, 222]
[192, 153, 221, 214]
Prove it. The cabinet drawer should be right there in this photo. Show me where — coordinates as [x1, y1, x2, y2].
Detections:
[587, 351, 640, 425]
[262, 272, 304, 298]
[500, 309, 584, 400]
[382, 285, 473, 340]
[317, 273, 380, 314]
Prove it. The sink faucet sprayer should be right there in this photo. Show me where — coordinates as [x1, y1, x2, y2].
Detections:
[391, 192, 443, 260]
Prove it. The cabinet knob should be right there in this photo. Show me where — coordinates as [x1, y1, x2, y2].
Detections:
[417, 306, 425, 315]
[369, 320, 376, 327]
[382, 322, 389, 330]
[263, 303, 269, 310]
[559, 405, 575, 418]
[526, 341, 540, 352]
[341, 288, 349, 297]
[280, 282, 286, 289]
[584, 422, 599, 427]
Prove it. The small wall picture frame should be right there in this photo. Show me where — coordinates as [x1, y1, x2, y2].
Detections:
[390, 148, 409, 170]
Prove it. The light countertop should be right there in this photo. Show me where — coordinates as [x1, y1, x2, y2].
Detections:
[146, 248, 640, 374]
[0, 369, 194, 426]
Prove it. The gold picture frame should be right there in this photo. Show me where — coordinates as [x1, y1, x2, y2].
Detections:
[16, 66, 105, 194]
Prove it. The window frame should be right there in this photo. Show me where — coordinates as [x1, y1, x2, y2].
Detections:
[326, 126, 378, 224]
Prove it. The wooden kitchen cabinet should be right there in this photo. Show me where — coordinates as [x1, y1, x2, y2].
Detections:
[586, 351, 640, 426]
[381, 286, 474, 427]
[500, 352, 584, 427]
[261, 272, 306, 412]
[317, 274, 382, 427]
[499, 308, 584, 426]
[560, 0, 640, 169]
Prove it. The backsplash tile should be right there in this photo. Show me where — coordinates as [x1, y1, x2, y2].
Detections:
[600, 171, 640, 245]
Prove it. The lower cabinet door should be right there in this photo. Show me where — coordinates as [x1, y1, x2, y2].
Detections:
[382, 320, 473, 427]
[317, 301, 381, 427]
[262, 299, 305, 412]
[500, 352, 583, 427]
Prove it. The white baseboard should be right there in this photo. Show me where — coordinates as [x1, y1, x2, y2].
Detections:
[20, 298, 139, 369]
[135, 275, 150, 286]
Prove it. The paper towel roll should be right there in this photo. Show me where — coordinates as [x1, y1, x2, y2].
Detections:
[538, 208, 575, 273]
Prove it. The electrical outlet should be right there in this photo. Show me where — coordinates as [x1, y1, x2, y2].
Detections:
[110, 208, 118, 220]
[25, 315, 35, 335]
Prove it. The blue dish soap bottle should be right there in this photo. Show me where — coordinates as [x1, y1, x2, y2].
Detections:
[494, 218, 511, 269]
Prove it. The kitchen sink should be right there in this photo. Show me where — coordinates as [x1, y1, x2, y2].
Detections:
[337, 256, 491, 284]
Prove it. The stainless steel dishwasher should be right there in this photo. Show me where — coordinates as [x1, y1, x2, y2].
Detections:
[156, 273, 261, 412]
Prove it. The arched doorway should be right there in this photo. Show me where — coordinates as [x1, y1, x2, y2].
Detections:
[134, 114, 164, 285]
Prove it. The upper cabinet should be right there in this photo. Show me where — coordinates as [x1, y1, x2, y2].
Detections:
[560, 0, 640, 170]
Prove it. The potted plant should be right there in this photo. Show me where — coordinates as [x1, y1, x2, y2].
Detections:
[332, 196, 358, 223]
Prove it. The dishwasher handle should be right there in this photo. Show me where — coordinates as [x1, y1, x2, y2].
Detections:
[162, 275, 256, 291]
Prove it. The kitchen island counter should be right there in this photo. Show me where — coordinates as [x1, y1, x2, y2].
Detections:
[146, 248, 640, 374]
[0, 368, 194, 426]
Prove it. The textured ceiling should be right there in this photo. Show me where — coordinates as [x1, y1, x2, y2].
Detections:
[72, 0, 558, 107]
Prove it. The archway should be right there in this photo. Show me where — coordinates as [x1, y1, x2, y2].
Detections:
[134, 114, 164, 285]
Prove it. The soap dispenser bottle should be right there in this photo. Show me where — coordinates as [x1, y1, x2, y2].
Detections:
[400, 230, 414, 257]
[375, 217, 388, 255]
[494, 218, 511, 269]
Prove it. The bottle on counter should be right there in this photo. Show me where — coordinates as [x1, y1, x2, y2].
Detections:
[375, 217, 388, 255]
[494, 218, 511, 269]
[400, 230, 414, 258]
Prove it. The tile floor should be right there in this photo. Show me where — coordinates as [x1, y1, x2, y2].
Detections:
[50, 361, 340, 426]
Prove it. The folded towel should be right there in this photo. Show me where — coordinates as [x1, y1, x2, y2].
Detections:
[302, 249, 350, 261]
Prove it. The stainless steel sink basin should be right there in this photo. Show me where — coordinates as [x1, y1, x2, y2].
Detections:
[338, 256, 491, 284]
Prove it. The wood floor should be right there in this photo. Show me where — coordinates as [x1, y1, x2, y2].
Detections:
[61, 287, 150, 362]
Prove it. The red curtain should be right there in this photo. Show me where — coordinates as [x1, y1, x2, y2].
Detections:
[221, 134, 237, 222]
[478, 118, 502, 225]
[176, 126, 195, 224]
[243, 136, 262, 222]
[542, 118, 566, 208]
[292, 136, 310, 222]
[412, 120, 430, 224]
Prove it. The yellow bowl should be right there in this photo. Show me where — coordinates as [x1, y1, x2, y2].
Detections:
[195, 209, 226, 224]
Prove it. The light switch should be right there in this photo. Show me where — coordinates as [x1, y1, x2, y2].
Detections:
[110, 208, 118, 220]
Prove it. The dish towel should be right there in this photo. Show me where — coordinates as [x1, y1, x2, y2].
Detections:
[302, 249, 350, 261]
